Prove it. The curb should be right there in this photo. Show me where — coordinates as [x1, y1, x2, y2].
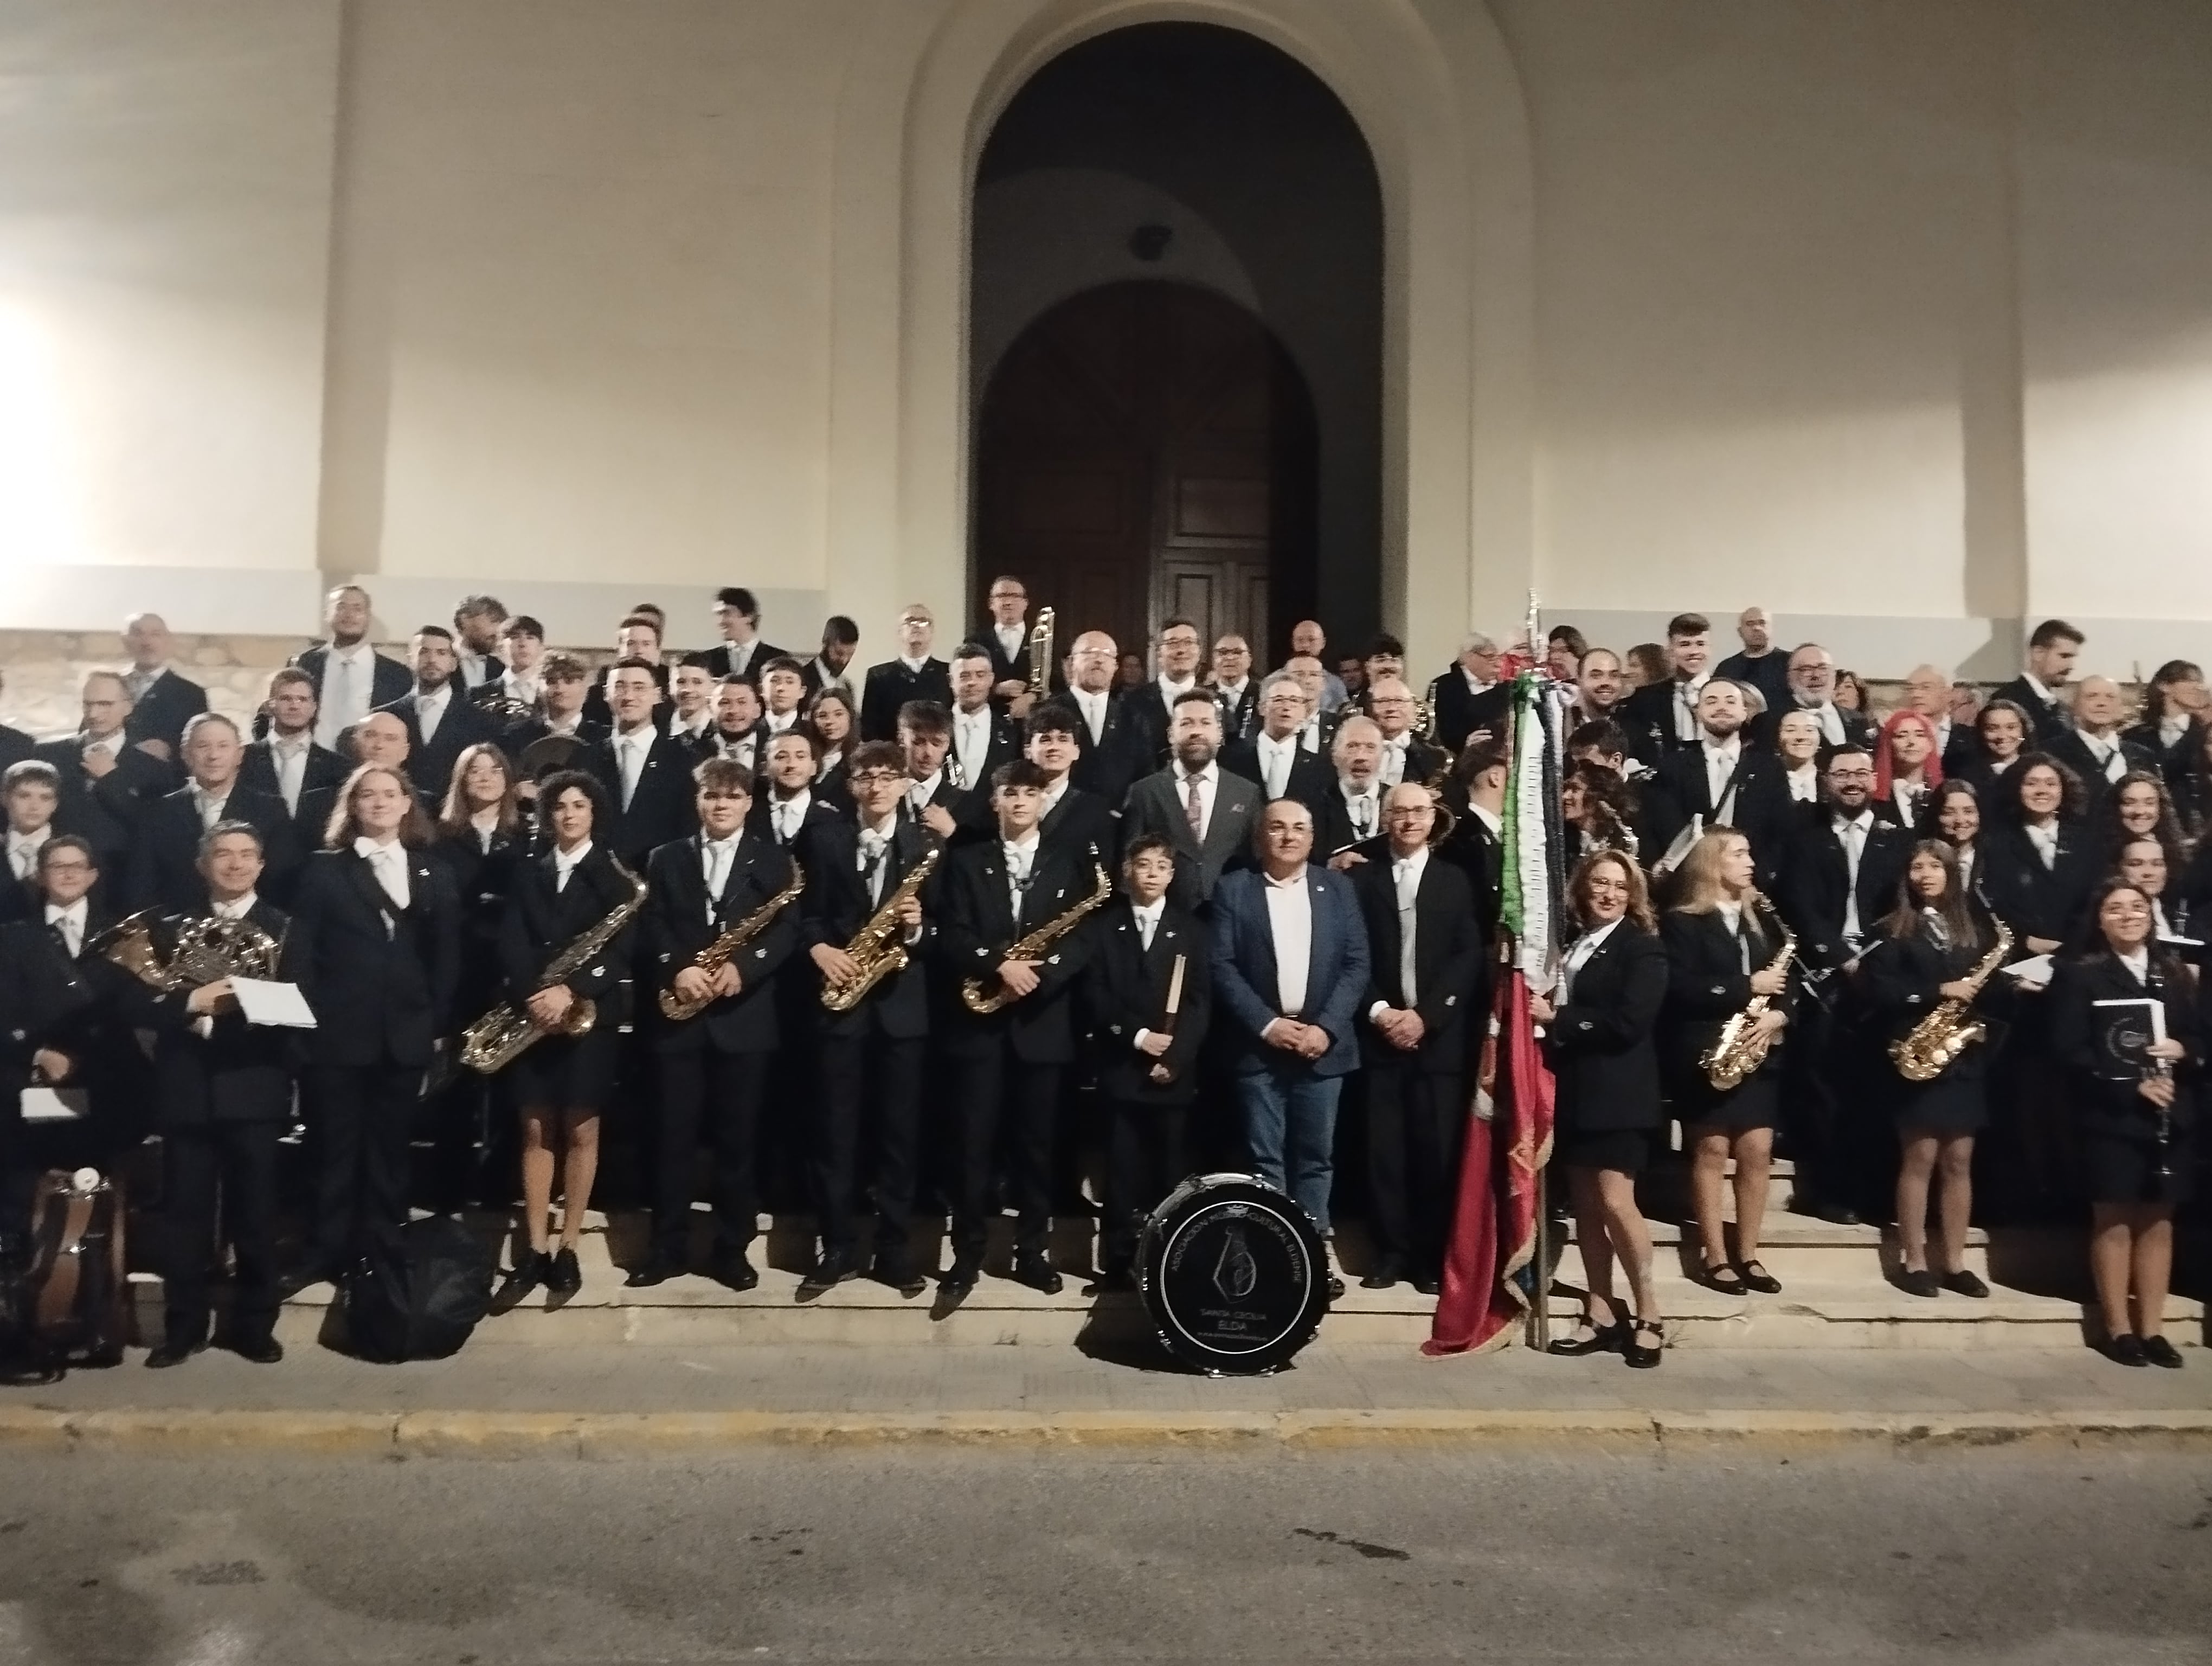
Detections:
[4, 1404, 2211, 1457]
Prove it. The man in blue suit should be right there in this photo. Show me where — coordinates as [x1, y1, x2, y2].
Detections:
[1208, 797, 1370, 1295]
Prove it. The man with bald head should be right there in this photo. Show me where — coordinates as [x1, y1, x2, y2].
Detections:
[1778, 644, 1876, 752]
[2047, 674, 2157, 807]
[1715, 606, 1792, 712]
[289, 585, 411, 752]
[121, 611, 209, 760]
[1063, 629, 1143, 807]
[1367, 676, 1450, 789]
[34, 671, 172, 863]
[1901, 663, 1976, 778]
[1285, 619, 1348, 713]
[1281, 655, 1338, 757]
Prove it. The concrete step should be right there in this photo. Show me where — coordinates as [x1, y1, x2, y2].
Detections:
[132, 1208, 2207, 1353]
[1558, 1210, 1995, 1283]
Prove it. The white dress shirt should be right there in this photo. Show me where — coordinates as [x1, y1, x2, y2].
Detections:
[701, 832, 741, 919]
[1002, 830, 1040, 918]
[1673, 675, 1712, 742]
[1073, 688, 1109, 746]
[613, 726, 654, 810]
[906, 770, 944, 816]
[1785, 763, 1819, 803]
[1833, 809, 1873, 942]
[456, 650, 493, 691]
[2025, 819, 2060, 869]
[2075, 727, 2127, 783]
[1796, 697, 1847, 748]
[126, 664, 169, 703]
[7, 825, 50, 881]
[953, 707, 994, 789]
[2159, 714, 2190, 750]
[1338, 781, 1380, 842]
[996, 623, 1026, 668]
[316, 642, 376, 750]
[355, 835, 410, 914]
[1558, 917, 1622, 1004]
[1156, 675, 1197, 712]
[2116, 947, 2150, 986]
[764, 708, 801, 737]
[497, 669, 541, 709]
[44, 899, 87, 958]
[1175, 761, 1220, 844]
[471, 808, 501, 853]
[725, 639, 758, 680]
[413, 682, 453, 745]
[1702, 733, 1742, 818]
[1131, 895, 1165, 953]
[1369, 846, 1427, 1015]
[771, 790, 812, 843]
[189, 780, 232, 830]
[552, 839, 592, 893]
[1263, 869, 1313, 1018]
[210, 892, 259, 921]
[1255, 732, 1299, 799]
[267, 734, 313, 814]
[1379, 733, 1412, 787]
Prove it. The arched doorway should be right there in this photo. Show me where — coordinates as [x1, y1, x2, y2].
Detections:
[974, 280, 1316, 661]
[967, 21, 1382, 664]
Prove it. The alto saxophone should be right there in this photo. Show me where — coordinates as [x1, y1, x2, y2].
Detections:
[821, 842, 942, 1012]
[1889, 918, 2013, 1082]
[1701, 902, 1796, 1091]
[460, 857, 648, 1074]
[960, 863, 1112, 1015]
[658, 859, 807, 1021]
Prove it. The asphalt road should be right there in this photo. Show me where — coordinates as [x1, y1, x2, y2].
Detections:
[1, 1445, 2208, 1664]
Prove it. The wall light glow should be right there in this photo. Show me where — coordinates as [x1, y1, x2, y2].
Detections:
[0, 300, 78, 574]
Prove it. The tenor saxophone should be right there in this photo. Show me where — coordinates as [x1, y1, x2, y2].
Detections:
[1700, 902, 1796, 1091]
[821, 843, 942, 1012]
[960, 863, 1111, 1015]
[460, 857, 647, 1074]
[658, 859, 807, 1021]
[1889, 918, 2012, 1082]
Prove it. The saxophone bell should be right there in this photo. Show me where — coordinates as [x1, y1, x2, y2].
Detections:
[461, 856, 648, 1075]
[1700, 900, 1795, 1092]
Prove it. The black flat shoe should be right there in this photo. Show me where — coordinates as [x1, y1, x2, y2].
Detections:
[1623, 1317, 1665, 1369]
[1700, 1260, 1747, 1296]
[144, 1339, 205, 1369]
[1546, 1311, 1624, 1357]
[1011, 1255, 1063, 1296]
[708, 1253, 759, 1293]
[1735, 1260, 1782, 1295]
[938, 1261, 979, 1299]
[1898, 1268, 1941, 1299]
[798, 1252, 857, 1299]
[230, 1336, 284, 1365]
[1411, 1273, 1441, 1297]
[623, 1259, 681, 1289]
[1939, 1268, 1990, 1299]
[1360, 1259, 1404, 1291]
[546, 1248, 582, 1295]
[871, 1257, 929, 1298]
[491, 1251, 550, 1311]
[2142, 1336, 2184, 1369]
[2101, 1334, 2148, 1367]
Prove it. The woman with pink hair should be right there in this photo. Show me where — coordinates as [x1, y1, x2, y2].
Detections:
[1874, 709, 1944, 832]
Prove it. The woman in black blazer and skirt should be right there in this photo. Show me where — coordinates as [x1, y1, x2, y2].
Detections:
[1859, 841, 2002, 1298]
[492, 770, 638, 1303]
[1527, 850, 1669, 1368]
[1661, 829, 1793, 1296]
[2050, 880, 2200, 1367]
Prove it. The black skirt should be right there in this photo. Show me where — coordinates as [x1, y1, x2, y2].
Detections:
[1676, 1074, 1779, 1136]
[2082, 1129, 2197, 1207]
[1555, 1126, 1651, 1175]
[505, 1027, 619, 1112]
[1890, 1073, 1987, 1137]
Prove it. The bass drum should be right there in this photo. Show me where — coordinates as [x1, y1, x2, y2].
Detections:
[1137, 1173, 1329, 1376]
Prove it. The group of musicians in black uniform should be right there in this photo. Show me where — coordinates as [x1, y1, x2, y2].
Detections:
[0, 593, 2202, 1371]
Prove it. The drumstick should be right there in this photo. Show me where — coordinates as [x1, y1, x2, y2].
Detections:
[1160, 953, 1185, 1036]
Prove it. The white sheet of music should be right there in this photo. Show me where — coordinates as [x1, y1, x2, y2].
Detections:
[20, 1086, 89, 1121]
[228, 978, 319, 1029]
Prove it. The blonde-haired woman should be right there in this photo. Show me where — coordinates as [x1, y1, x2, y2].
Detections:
[1528, 851, 1670, 1368]
[1662, 829, 1792, 1296]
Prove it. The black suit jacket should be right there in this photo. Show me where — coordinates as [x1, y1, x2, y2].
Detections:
[123, 669, 209, 753]
[1621, 680, 1703, 761]
[1083, 899, 1211, 1103]
[236, 735, 349, 834]
[374, 689, 504, 810]
[1438, 809, 1506, 933]
[1120, 681, 1200, 775]
[1857, 909, 2006, 1084]
[1118, 766, 1263, 909]
[638, 835, 799, 1053]
[582, 733, 700, 865]
[1219, 736, 1333, 813]
[704, 640, 787, 687]
[1426, 671, 1512, 756]
[1038, 783, 1115, 869]
[947, 706, 1021, 796]
[290, 642, 412, 717]
[0, 724, 34, 773]
[1314, 782, 1389, 860]
[124, 784, 301, 914]
[936, 840, 1096, 1062]
[976, 622, 1054, 701]
[2049, 951, 2201, 1141]
[2045, 730, 2160, 812]
[1658, 904, 1795, 1095]
[0, 915, 104, 1097]
[1210, 682, 1260, 745]
[123, 900, 298, 1126]
[1978, 818, 2099, 949]
[579, 664, 672, 736]
[1776, 813, 1914, 971]
[287, 846, 460, 1068]
[1351, 853, 1483, 1071]
[1986, 677, 2069, 746]
[34, 737, 172, 868]
[749, 791, 845, 851]
[1066, 690, 1146, 809]
[859, 657, 953, 742]
[2126, 717, 2203, 776]
[496, 843, 639, 1033]
[1647, 743, 1795, 886]
[1546, 924, 1669, 1134]
[796, 818, 939, 1040]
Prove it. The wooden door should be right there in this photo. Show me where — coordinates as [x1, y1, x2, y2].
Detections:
[974, 280, 1315, 666]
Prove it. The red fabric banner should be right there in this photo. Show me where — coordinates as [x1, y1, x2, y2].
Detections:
[1422, 967, 1555, 1356]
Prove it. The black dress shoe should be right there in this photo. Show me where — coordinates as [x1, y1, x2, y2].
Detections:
[2102, 1333, 2149, 1367]
[491, 1251, 551, 1310]
[623, 1259, 682, 1289]
[2142, 1335, 2184, 1369]
[1360, 1259, 1404, 1291]
[871, 1257, 929, 1298]
[230, 1336, 284, 1365]
[546, 1248, 583, 1295]
[798, 1252, 857, 1298]
[1735, 1260, 1782, 1296]
[1411, 1271, 1442, 1296]
[1011, 1255, 1063, 1296]
[938, 1261, 979, 1299]
[1623, 1318, 1665, 1369]
[1939, 1269, 1990, 1299]
[1546, 1313, 1625, 1357]
[1898, 1268, 1941, 1299]
[708, 1253, 760, 1293]
[145, 1338, 205, 1369]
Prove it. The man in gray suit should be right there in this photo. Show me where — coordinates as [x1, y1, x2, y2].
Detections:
[1119, 690, 1263, 912]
